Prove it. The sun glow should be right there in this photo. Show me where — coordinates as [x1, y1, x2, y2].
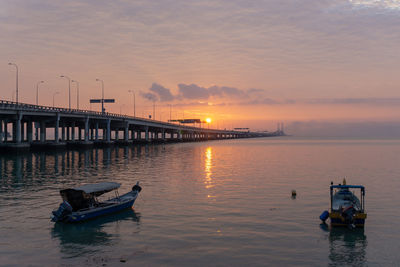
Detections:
[204, 147, 213, 189]
[205, 118, 212, 123]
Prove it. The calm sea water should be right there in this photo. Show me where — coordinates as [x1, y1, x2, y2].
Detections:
[1, 137, 400, 266]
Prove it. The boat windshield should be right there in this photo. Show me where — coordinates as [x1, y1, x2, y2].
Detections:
[332, 189, 361, 211]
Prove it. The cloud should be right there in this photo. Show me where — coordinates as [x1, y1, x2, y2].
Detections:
[208, 85, 245, 97]
[140, 91, 158, 102]
[149, 83, 174, 101]
[178, 84, 210, 100]
[304, 98, 400, 105]
[142, 83, 261, 101]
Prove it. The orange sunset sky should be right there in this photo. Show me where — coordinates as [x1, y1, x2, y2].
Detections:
[1, 0, 400, 136]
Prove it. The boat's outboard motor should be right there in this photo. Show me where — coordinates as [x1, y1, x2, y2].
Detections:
[51, 201, 72, 222]
[132, 182, 142, 192]
[341, 206, 356, 225]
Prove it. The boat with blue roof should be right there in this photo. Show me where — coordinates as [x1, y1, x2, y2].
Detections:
[320, 179, 367, 228]
[51, 181, 142, 223]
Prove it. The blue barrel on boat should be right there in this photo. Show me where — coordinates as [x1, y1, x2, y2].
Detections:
[320, 210, 329, 222]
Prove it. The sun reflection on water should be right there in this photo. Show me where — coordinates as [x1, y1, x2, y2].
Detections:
[204, 147, 213, 189]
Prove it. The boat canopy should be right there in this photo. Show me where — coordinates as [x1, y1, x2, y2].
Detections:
[73, 182, 121, 195]
[330, 185, 364, 190]
[330, 185, 365, 196]
[59, 182, 121, 211]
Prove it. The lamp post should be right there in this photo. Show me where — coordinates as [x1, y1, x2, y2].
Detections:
[169, 104, 172, 122]
[8, 63, 18, 105]
[95, 78, 104, 113]
[71, 80, 79, 109]
[153, 101, 155, 120]
[60, 75, 71, 109]
[128, 90, 136, 117]
[36, 80, 44, 105]
[53, 92, 60, 107]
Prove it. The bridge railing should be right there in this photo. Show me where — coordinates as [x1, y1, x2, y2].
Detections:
[0, 100, 250, 134]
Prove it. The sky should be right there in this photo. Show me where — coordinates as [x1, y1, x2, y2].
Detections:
[1, 0, 400, 136]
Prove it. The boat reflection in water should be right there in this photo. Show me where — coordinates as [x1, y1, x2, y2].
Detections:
[327, 227, 367, 266]
[51, 209, 140, 256]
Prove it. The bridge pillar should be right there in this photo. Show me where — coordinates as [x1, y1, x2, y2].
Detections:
[71, 122, 75, 141]
[84, 117, 89, 142]
[78, 126, 82, 141]
[3, 121, 8, 142]
[124, 123, 129, 142]
[27, 121, 32, 143]
[95, 122, 99, 141]
[21, 121, 25, 142]
[15, 112, 22, 143]
[66, 125, 70, 141]
[145, 127, 149, 141]
[137, 130, 141, 140]
[90, 127, 94, 141]
[115, 129, 119, 140]
[40, 121, 46, 143]
[55, 114, 60, 143]
[162, 129, 166, 140]
[106, 119, 111, 142]
[0, 120, 3, 143]
[178, 131, 182, 140]
[61, 123, 65, 141]
[130, 129, 134, 140]
[35, 123, 39, 141]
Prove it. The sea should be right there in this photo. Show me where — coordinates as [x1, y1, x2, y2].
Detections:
[1, 137, 400, 266]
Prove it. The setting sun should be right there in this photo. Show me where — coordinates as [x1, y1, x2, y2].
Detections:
[205, 118, 212, 123]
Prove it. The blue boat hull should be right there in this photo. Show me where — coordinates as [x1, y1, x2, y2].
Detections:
[65, 198, 137, 223]
[52, 189, 140, 223]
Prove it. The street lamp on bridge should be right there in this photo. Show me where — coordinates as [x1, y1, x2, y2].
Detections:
[128, 90, 136, 117]
[60, 75, 71, 109]
[71, 80, 80, 109]
[53, 91, 60, 107]
[36, 80, 44, 105]
[96, 78, 104, 113]
[8, 62, 19, 105]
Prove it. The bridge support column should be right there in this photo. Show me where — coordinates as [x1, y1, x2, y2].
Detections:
[124, 123, 129, 142]
[3, 120, 8, 142]
[106, 119, 111, 142]
[145, 127, 149, 141]
[27, 121, 32, 143]
[55, 114, 60, 143]
[66, 125, 70, 141]
[95, 122, 99, 141]
[21, 121, 25, 142]
[78, 126, 82, 141]
[115, 129, 119, 140]
[71, 122, 75, 141]
[0, 120, 3, 143]
[61, 123, 65, 141]
[90, 127, 94, 141]
[162, 129, 166, 141]
[40, 121, 46, 143]
[15, 113, 22, 143]
[130, 129, 134, 140]
[137, 130, 141, 140]
[84, 117, 89, 142]
[35, 123, 39, 141]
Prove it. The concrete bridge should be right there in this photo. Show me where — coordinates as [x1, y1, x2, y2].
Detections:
[0, 100, 277, 152]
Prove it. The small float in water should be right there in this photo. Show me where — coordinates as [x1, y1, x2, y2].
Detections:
[320, 179, 366, 228]
[51, 181, 142, 223]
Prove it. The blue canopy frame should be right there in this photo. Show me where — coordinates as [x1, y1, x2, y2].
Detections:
[330, 183, 365, 212]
